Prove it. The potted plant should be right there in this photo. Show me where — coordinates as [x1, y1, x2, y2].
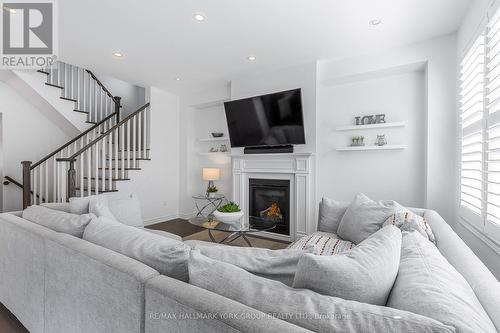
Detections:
[206, 185, 218, 198]
[213, 202, 244, 225]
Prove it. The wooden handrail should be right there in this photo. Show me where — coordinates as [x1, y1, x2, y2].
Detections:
[31, 109, 119, 169]
[86, 70, 116, 100]
[57, 103, 150, 162]
[4, 175, 45, 203]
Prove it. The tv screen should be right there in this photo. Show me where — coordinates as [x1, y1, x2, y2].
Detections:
[224, 89, 305, 148]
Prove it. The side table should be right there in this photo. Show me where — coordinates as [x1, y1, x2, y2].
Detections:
[192, 194, 226, 217]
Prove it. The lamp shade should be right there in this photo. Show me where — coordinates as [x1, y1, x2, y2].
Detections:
[202, 168, 220, 181]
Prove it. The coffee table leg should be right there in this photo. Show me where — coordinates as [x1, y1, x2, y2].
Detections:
[208, 230, 217, 243]
[241, 234, 252, 247]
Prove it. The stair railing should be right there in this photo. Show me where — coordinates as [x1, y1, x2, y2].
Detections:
[55, 103, 151, 201]
[43, 61, 119, 124]
[20, 100, 121, 209]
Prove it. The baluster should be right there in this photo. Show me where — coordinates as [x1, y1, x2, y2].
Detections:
[33, 167, 37, 205]
[120, 124, 125, 179]
[132, 116, 136, 168]
[108, 130, 112, 190]
[87, 145, 91, 197]
[83, 70, 88, 113]
[65, 63, 69, 98]
[127, 122, 131, 168]
[52, 156, 56, 202]
[44, 161, 48, 203]
[94, 141, 99, 195]
[101, 138, 105, 192]
[114, 129, 118, 180]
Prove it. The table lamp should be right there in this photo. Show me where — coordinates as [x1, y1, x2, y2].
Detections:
[202, 167, 220, 195]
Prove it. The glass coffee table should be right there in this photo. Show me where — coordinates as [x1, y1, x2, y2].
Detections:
[187, 216, 277, 247]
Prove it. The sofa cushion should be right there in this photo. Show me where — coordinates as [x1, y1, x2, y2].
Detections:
[93, 202, 117, 220]
[40, 202, 71, 213]
[83, 216, 190, 281]
[22, 205, 94, 238]
[287, 231, 354, 255]
[194, 244, 317, 286]
[317, 198, 349, 233]
[107, 193, 143, 227]
[337, 193, 401, 244]
[387, 231, 496, 333]
[69, 194, 109, 215]
[383, 210, 436, 244]
[188, 250, 454, 333]
[293, 225, 401, 306]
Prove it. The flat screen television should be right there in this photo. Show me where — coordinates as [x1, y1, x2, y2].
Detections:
[224, 88, 305, 148]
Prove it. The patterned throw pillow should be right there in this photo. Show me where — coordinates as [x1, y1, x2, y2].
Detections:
[288, 232, 354, 255]
[383, 211, 436, 244]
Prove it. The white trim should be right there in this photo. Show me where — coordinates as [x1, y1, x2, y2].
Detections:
[336, 145, 407, 151]
[143, 214, 181, 226]
[335, 122, 406, 131]
[458, 216, 500, 256]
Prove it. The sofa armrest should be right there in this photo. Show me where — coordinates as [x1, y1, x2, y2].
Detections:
[143, 228, 182, 241]
[145, 275, 312, 333]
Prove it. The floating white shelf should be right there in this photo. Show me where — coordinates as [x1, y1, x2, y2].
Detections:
[191, 99, 230, 110]
[198, 137, 229, 142]
[336, 145, 407, 152]
[198, 152, 231, 156]
[335, 122, 406, 131]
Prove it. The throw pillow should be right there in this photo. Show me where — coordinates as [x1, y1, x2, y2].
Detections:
[317, 198, 349, 233]
[387, 231, 496, 333]
[188, 250, 454, 333]
[83, 216, 189, 281]
[293, 225, 401, 306]
[22, 205, 94, 238]
[287, 231, 354, 255]
[40, 202, 71, 213]
[337, 193, 401, 244]
[383, 210, 436, 244]
[68, 194, 108, 215]
[107, 193, 143, 227]
[194, 244, 317, 286]
[93, 202, 117, 220]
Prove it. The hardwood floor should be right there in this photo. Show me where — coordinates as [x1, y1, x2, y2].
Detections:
[0, 303, 29, 333]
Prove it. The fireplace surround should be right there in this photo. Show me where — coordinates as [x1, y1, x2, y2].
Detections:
[232, 153, 314, 241]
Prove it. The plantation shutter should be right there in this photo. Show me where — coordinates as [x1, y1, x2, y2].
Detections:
[460, 33, 485, 225]
[486, 11, 500, 239]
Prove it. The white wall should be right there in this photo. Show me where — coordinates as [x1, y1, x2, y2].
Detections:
[319, 35, 458, 223]
[98, 74, 146, 116]
[0, 80, 72, 211]
[317, 71, 426, 206]
[117, 86, 180, 224]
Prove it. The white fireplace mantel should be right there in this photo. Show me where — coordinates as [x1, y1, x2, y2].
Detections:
[232, 153, 314, 242]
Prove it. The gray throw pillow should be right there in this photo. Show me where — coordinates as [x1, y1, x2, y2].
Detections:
[188, 250, 454, 333]
[22, 205, 94, 238]
[293, 225, 401, 305]
[317, 197, 349, 233]
[337, 193, 401, 244]
[387, 231, 496, 333]
[83, 216, 190, 281]
[195, 244, 317, 286]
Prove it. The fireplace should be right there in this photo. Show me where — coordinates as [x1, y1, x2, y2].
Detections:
[249, 178, 290, 235]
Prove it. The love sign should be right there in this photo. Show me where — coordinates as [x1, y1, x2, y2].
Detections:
[355, 114, 386, 125]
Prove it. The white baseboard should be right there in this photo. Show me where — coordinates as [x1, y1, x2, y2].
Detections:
[143, 211, 197, 226]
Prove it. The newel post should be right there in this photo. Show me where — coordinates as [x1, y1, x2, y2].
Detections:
[114, 96, 121, 123]
[67, 160, 76, 201]
[21, 161, 32, 209]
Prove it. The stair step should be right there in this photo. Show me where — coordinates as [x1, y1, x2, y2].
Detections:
[86, 121, 97, 124]
[98, 167, 141, 170]
[37, 70, 50, 75]
[83, 177, 130, 181]
[60, 96, 77, 103]
[109, 158, 151, 161]
[75, 187, 118, 193]
[45, 82, 64, 89]
[73, 109, 89, 114]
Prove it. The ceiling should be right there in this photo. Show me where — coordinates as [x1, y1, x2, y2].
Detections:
[58, 0, 472, 93]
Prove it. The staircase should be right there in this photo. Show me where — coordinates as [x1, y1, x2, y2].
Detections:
[7, 61, 151, 208]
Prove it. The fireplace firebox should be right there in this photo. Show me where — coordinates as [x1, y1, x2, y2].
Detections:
[248, 178, 290, 236]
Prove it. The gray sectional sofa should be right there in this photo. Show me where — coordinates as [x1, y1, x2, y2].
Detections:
[0, 208, 499, 333]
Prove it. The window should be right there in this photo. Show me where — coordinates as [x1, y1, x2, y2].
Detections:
[459, 10, 500, 242]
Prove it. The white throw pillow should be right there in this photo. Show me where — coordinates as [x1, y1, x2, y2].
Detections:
[383, 210, 436, 244]
[337, 193, 401, 244]
[317, 197, 350, 233]
[22, 205, 94, 238]
[83, 216, 189, 281]
[69, 194, 108, 215]
[107, 193, 143, 227]
[293, 225, 402, 305]
[93, 202, 117, 220]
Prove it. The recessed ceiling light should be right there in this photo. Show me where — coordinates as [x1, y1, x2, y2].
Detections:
[112, 51, 123, 58]
[4, 6, 16, 13]
[247, 55, 256, 61]
[193, 13, 206, 22]
[369, 19, 382, 26]
[174, 77, 181, 81]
